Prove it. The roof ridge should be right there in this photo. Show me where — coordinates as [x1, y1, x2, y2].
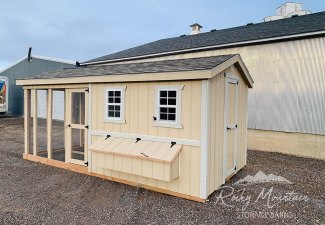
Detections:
[82, 11, 325, 65]
[0, 55, 75, 74]
[165, 11, 325, 40]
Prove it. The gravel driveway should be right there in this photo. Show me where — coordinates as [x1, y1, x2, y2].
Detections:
[0, 117, 324, 225]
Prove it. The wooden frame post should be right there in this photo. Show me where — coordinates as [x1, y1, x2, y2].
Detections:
[32, 89, 38, 156]
[24, 89, 31, 154]
[47, 89, 53, 159]
[65, 89, 69, 162]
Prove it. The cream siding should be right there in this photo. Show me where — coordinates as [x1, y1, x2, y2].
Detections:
[207, 67, 248, 196]
[21, 64, 251, 200]
[91, 80, 202, 198]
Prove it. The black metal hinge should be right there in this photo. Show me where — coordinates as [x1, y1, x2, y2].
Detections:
[170, 141, 176, 148]
[135, 138, 141, 143]
[85, 162, 89, 166]
[141, 153, 149, 157]
[85, 125, 89, 129]
[85, 88, 89, 93]
[153, 116, 157, 121]
[105, 135, 111, 140]
[67, 124, 71, 127]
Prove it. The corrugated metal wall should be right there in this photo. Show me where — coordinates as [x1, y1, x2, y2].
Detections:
[114, 37, 325, 135]
[0, 58, 74, 116]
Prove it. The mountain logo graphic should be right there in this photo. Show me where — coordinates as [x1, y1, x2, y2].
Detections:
[234, 171, 292, 185]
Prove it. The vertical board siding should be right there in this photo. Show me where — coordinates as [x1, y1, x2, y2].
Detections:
[208, 72, 225, 194]
[208, 67, 248, 196]
[91, 80, 201, 139]
[108, 37, 325, 136]
[91, 80, 202, 198]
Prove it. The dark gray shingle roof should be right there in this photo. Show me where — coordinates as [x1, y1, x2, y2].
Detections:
[20, 55, 236, 80]
[83, 12, 325, 64]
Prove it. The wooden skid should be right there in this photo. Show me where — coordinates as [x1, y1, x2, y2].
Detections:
[23, 153, 206, 203]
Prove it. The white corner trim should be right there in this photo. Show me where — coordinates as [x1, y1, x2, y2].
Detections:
[91, 130, 201, 147]
[200, 79, 210, 199]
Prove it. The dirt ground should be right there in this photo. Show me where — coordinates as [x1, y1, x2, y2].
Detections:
[0, 117, 324, 225]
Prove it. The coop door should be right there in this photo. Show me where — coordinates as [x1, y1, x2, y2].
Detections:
[65, 88, 89, 166]
[224, 76, 239, 179]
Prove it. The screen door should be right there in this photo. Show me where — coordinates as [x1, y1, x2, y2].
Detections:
[66, 88, 88, 166]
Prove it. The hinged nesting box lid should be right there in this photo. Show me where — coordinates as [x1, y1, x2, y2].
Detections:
[90, 137, 182, 164]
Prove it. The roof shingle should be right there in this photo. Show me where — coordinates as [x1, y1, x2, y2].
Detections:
[83, 12, 325, 64]
[19, 55, 236, 80]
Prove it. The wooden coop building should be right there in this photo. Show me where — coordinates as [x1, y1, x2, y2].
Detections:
[17, 54, 253, 202]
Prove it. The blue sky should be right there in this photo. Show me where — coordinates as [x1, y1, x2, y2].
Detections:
[0, 1, 324, 69]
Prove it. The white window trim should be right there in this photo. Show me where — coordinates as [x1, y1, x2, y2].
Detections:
[104, 86, 126, 124]
[153, 85, 184, 129]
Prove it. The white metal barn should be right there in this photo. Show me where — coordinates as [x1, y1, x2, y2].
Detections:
[79, 5, 325, 159]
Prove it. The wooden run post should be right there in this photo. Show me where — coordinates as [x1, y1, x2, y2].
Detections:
[47, 89, 53, 159]
[24, 89, 31, 154]
[32, 89, 37, 156]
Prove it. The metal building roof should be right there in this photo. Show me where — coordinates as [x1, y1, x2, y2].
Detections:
[82, 12, 325, 65]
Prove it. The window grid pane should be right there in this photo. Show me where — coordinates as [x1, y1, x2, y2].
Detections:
[158, 90, 177, 122]
[107, 90, 122, 119]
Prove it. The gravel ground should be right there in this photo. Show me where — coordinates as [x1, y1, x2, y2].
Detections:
[0, 117, 324, 225]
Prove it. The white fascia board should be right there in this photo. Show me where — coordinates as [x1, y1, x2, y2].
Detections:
[32, 55, 75, 65]
[81, 30, 325, 66]
[210, 55, 254, 88]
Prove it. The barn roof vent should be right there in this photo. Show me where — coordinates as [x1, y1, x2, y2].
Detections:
[264, 2, 311, 22]
[190, 23, 202, 35]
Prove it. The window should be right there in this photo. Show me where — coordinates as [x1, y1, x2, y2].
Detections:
[105, 87, 126, 123]
[154, 85, 183, 128]
[159, 90, 177, 122]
